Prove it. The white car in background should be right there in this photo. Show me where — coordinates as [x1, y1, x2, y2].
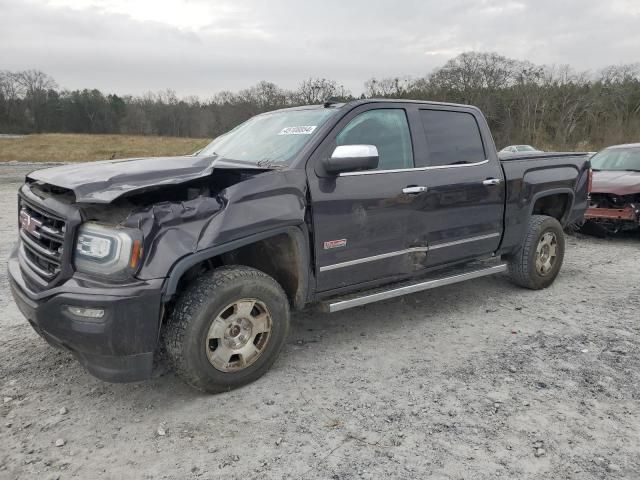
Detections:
[500, 145, 543, 153]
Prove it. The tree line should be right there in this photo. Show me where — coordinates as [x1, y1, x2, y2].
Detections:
[1, 52, 639, 150]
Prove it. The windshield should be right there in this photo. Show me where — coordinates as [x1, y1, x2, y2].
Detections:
[198, 108, 337, 166]
[591, 148, 640, 171]
[516, 145, 536, 152]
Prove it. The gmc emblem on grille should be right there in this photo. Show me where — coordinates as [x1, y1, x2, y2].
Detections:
[19, 209, 42, 238]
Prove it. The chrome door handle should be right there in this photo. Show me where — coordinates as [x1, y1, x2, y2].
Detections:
[402, 186, 428, 194]
[482, 178, 502, 186]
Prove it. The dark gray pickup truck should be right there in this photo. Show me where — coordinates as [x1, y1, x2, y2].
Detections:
[9, 100, 591, 393]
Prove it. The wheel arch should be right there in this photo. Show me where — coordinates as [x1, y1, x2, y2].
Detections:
[529, 188, 575, 226]
[162, 225, 312, 310]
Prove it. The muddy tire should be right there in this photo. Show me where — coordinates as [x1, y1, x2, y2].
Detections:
[164, 266, 290, 393]
[507, 215, 565, 290]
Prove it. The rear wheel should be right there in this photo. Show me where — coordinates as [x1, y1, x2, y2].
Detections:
[507, 215, 565, 290]
[164, 266, 290, 393]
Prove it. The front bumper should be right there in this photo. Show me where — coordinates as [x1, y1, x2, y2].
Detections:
[8, 246, 165, 382]
[585, 205, 639, 223]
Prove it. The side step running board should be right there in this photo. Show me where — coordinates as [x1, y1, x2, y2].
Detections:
[321, 263, 508, 313]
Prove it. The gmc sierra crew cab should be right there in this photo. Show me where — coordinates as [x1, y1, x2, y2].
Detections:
[9, 100, 591, 393]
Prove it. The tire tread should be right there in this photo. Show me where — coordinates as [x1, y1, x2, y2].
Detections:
[163, 266, 289, 393]
[507, 215, 564, 290]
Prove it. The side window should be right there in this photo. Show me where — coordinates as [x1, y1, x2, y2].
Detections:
[418, 110, 486, 167]
[336, 109, 413, 170]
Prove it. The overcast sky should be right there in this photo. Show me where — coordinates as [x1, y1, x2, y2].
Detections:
[1, 0, 639, 97]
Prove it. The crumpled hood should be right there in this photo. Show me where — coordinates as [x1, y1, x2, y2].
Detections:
[592, 170, 640, 196]
[26, 155, 272, 203]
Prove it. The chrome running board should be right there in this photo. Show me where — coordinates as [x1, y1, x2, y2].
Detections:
[321, 262, 508, 313]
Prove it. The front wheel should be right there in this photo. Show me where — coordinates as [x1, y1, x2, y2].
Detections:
[164, 266, 290, 393]
[506, 215, 566, 290]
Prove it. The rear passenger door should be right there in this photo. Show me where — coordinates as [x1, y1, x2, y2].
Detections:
[408, 106, 505, 268]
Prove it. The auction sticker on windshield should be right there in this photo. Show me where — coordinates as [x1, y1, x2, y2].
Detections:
[278, 126, 317, 135]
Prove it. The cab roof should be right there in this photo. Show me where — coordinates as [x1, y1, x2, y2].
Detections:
[264, 98, 480, 115]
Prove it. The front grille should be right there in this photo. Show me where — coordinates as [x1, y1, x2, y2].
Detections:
[19, 199, 67, 280]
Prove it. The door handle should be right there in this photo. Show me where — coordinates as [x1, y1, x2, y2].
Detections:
[402, 186, 428, 194]
[482, 178, 502, 186]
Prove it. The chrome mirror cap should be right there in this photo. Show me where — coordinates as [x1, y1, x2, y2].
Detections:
[331, 144, 379, 159]
[324, 145, 379, 174]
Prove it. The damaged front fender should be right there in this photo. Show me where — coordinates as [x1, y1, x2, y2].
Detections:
[27, 158, 311, 300]
[120, 169, 309, 280]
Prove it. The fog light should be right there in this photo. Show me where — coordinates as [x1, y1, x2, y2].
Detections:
[65, 306, 105, 319]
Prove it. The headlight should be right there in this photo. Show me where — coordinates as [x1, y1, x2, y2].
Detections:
[74, 222, 143, 278]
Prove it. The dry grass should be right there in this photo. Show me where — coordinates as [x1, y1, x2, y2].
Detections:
[0, 134, 211, 162]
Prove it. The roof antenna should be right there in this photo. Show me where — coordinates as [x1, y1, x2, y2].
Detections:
[323, 97, 341, 108]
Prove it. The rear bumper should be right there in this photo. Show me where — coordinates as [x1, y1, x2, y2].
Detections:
[8, 246, 164, 383]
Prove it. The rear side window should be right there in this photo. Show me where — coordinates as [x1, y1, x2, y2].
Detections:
[418, 110, 486, 167]
[336, 109, 413, 170]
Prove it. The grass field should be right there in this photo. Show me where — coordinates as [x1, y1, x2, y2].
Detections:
[0, 134, 211, 162]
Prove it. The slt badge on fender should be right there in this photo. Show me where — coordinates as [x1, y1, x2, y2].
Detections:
[324, 239, 347, 249]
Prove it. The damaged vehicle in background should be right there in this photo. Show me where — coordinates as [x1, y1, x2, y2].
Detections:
[584, 143, 640, 235]
[9, 99, 590, 393]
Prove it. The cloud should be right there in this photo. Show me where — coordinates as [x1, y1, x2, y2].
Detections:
[1, 0, 639, 97]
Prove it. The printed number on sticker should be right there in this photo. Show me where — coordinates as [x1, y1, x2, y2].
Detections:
[278, 126, 317, 135]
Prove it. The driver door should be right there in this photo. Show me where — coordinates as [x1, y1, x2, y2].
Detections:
[306, 104, 425, 293]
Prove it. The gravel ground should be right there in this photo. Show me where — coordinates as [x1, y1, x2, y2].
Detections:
[1, 164, 639, 480]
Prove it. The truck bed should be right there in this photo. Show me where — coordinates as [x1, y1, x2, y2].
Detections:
[498, 151, 591, 253]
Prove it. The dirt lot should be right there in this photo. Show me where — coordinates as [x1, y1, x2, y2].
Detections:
[0, 163, 639, 480]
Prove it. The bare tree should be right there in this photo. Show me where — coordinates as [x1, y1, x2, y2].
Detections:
[0, 71, 25, 129]
[13, 70, 57, 132]
[14, 69, 57, 95]
[296, 77, 348, 104]
[364, 77, 412, 98]
[429, 52, 518, 101]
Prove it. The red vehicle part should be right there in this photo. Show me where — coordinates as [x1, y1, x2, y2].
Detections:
[585, 205, 638, 222]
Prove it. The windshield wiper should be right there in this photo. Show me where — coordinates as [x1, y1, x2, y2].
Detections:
[256, 159, 285, 169]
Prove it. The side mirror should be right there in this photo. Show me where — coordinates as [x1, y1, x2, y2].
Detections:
[323, 145, 379, 174]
